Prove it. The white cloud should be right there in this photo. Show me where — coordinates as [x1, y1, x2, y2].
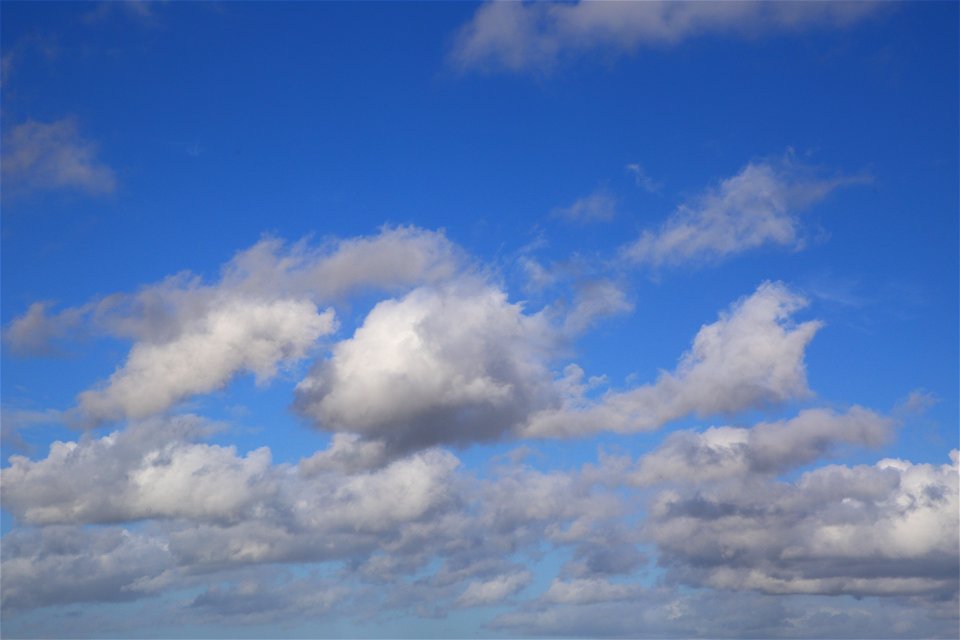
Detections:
[623, 157, 868, 268]
[1, 416, 275, 525]
[634, 406, 894, 485]
[457, 571, 532, 607]
[523, 281, 821, 437]
[626, 163, 662, 193]
[553, 188, 617, 223]
[542, 578, 643, 605]
[450, 1, 882, 73]
[645, 450, 959, 599]
[295, 280, 561, 454]
[77, 298, 335, 422]
[5, 227, 462, 423]
[1, 118, 116, 196]
[562, 279, 633, 335]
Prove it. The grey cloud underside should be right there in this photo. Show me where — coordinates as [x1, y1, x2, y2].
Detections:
[2, 410, 955, 622]
[1, 415, 632, 615]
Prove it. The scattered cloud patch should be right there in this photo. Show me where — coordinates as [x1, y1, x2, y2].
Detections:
[450, 1, 882, 73]
[524, 281, 821, 437]
[553, 188, 618, 223]
[622, 157, 869, 268]
[626, 163, 663, 193]
[1, 118, 117, 197]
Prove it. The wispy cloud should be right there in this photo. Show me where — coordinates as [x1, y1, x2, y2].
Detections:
[552, 188, 618, 223]
[625, 163, 662, 193]
[450, 1, 884, 74]
[1, 118, 117, 197]
[622, 156, 870, 268]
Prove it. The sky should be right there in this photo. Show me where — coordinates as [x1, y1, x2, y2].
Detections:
[0, 1, 958, 638]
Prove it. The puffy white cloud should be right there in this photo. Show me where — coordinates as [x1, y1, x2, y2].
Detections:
[456, 571, 532, 607]
[5, 226, 461, 423]
[296, 281, 561, 454]
[450, 1, 882, 73]
[634, 406, 893, 485]
[623, 158, 868, 268]
[2, 415, 276, 525]
[524, 281, 821, 437]
[1, 118, 116, 196]
[77, 298, 335, 422]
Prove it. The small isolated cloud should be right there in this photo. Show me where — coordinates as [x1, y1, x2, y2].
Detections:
[524, 280, 821, 437]
[450, 1, 883, 73]
[626, 163, 662, 193]
[622, 156, 869, 268]
[4, 302, 90, 356]
[553, 188, 617, 223]
[1, 118, 117, 197]
[456, 571, 532, 607]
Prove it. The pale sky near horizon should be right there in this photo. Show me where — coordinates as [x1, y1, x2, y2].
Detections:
[1, 1, 958, 638]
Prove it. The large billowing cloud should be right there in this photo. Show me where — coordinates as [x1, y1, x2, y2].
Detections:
[450, 1, 882, 73]
[4, 226, 462, 423]
[622, 158, 868, 268]
[1, 118, 116, 196]
[295, 280, 562, 454]
[523, 280, 821, 437]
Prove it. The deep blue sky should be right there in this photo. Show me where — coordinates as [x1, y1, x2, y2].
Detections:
[1, 2, 958, 638]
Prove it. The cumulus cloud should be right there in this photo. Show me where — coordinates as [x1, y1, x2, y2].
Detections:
[1, 415, 275, 525]
[644, 450, 959, 600]
[450, 1, 882, 73]
[523, 281, 821, 437]
[553, 188, 618, 223]
[1, 118, 116, 196]
[4, 226, 461, 423]
[634, 406, 894, 485]
[1, 420, 630, 616]
[77, 298, 336, 422]
[622, 157, 869, 268]
[0, 526, 172, 612]
[295, 281, 561, 455]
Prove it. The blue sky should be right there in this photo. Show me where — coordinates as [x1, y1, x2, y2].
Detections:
[1, 1, 957, 638]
